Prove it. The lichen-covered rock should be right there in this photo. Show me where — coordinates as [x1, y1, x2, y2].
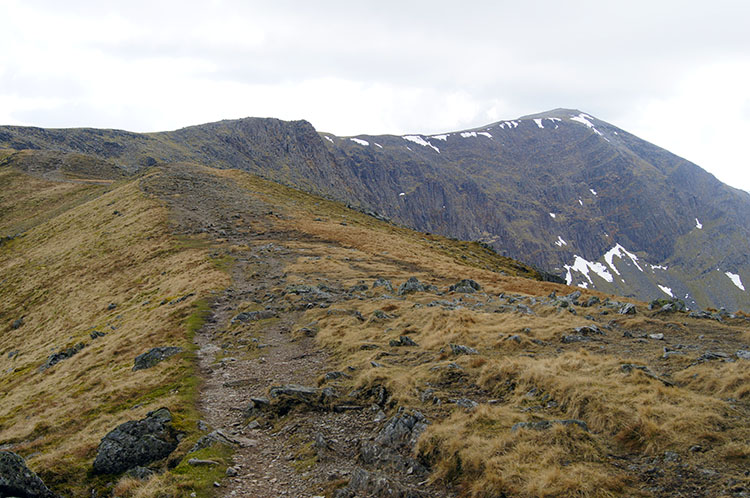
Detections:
[333, 467, 424, 498]
[449, 279, 481, 293]
[449, 343, 478, 355]
[372, 277, 394, 293]
[39, 342, 86, 372]
[92, 407, 181, 474]
[397, 277, 435, 295]
[0, 451, 59, 498]
[132, 346, 183, 371]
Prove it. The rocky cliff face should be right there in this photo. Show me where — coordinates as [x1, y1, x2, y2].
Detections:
[1, 109, 748, 310]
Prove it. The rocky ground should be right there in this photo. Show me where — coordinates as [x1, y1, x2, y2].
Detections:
[142, 163, 453, 497]
[136, 163, 750, 498]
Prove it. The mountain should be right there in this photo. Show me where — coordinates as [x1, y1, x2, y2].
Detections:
[2, 159, 750, 498]
[1, 109, 748, 311]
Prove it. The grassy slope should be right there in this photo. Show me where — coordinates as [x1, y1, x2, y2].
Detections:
[0, 167, 229, 496]
[2, 163, 748, 497]
[206, 169, 750, 497]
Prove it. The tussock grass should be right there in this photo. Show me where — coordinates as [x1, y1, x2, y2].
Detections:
[0, 172, 229, 496]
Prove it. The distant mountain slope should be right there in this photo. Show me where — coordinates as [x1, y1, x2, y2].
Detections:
[1, 109, 749, 310]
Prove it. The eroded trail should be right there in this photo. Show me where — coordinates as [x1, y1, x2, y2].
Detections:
[145, 164, 446, 497]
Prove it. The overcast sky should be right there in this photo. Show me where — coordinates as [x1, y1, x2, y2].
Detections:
[2, 0, 749, 191]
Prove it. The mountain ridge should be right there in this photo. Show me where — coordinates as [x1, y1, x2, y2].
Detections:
[1, 109, 748, 311]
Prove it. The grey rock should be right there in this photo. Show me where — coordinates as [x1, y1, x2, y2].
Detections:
[397, 277, 436, 295]
[89, 330, 107, 340]
[389, 336, 418, 347]
[648, 333, 664, 340]
[453, 398, 478, 410]
[7, 350, 19, 360]
[697, 351, 730, 362]
[10, 318, 23, 330]
[226, 467, 239, 477]
[0, 451, 59, 498]
[187, 458, 219, 466]
[372, 278, 394, 293]
[107, 303, 117, 310]
[619, 303, 637, 315]
[333, 467, 424, 498]
[93, 407, 181, 475]
[39, 342, 86, 372]
[189, 429, 239, 454]
[449, 343, 478, 355]
[574, 325, 604, 336]
[663, 451, 680, 463]
[736, 350, 750, 360]
[449, 279, 481, 293]
[561, 334, 590, 344]
[584, 296, 600, 307]
[132, 346, 183, 371]
[231, 310, 277, 323]
[511, 419, 589, 432]
[372, 310, 393, 320]
[125, 466, 154, 480]
[324, 371, 349, 381]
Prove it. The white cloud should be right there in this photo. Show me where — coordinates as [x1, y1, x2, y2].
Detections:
[2, 1, 750, 191]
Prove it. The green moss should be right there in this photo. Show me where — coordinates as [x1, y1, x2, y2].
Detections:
[172, 444, 233, 497]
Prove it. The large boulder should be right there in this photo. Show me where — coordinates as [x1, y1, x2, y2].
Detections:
[132, 347, 183, 371]
[0, 451, 59, 498]
[92, 408, 181, 474]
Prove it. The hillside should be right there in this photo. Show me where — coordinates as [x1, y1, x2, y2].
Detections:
[1, 110, 748, 312]
[1, 158, 749, 497]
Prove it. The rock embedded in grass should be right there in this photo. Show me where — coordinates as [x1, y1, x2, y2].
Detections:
[0, 451, 59, 498]
[449, 279, 481, 293]
[449, 343, 478, 355]
[39, 342, 86, 372]
[132, 346, 183, 371]
[93, 407, 181, 475]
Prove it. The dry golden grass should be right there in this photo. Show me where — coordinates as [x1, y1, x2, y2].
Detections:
[0, 172, 228, 495]
[0, 166, 112, 237]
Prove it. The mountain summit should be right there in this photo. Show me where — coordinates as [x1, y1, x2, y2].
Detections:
[1, 109, 748, 310]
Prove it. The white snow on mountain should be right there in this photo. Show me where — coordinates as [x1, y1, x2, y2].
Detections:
[350, 138, 369, 146]
[658, 285, 674, 297]
[725, 271, 745, 291]
[604, 243, 643, 275]
[564, 255, 614, 285]
[403, 135, 439, 153]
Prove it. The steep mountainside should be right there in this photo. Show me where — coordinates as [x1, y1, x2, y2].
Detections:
[2, 159, 750, 498]
[1, 109, 748, 311]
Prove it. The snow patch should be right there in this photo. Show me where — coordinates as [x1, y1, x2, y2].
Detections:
[578, 199, 583, 206]
[399, 192, 406, 197]
[555, 236, 567, 247]
[324, 136, 334, 143]
[350, 138, 369, 146]
[431, 134, 448, 141]
[533, 118, 544, 129]
[650, 264, 668, 271]
[604, 243, 643, 275]
[695, 218, 703, 229]
[590, 188, 597, 196]
[403, 135, 440, 153]
[564, 255, 614, 285]
[725, 271, 745, 291]
[657, 285, 674, 297]
[570, 113, 604, 136]
[460, 131, 477, 138]
[549, 212, 556, 219]
[374, 143, 383, 148]
[498, 121, 519, 130]
[478, 131, 493, 138]
[578, 282, 589, 289]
